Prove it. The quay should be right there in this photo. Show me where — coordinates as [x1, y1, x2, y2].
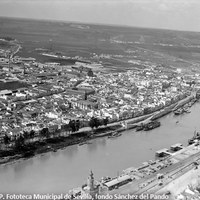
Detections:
[104, 142, 200, 198]
[68, 94, 197, 140]
[170, 143, 183, 151]
[156, 143, 184, 157]
[155, 148, 172, 157]
[68, 139, 200, 199]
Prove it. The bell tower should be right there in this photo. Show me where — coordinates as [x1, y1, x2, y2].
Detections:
[87, 170, 94, 190]
[85, 170, 99, 199]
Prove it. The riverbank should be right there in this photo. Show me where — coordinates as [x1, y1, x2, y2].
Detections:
[1, 99, 200, 193]
[0, 95, 197, 166]
[0, 125, 120, 165]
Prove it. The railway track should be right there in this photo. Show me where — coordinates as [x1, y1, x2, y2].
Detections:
[135, 147, 200, 195]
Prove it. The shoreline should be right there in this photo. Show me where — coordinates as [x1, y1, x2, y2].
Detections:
[0, 95, 197, 166]
[0, 125, 120, 166]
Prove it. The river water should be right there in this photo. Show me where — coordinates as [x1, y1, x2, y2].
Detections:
[1, 103, 200, 194]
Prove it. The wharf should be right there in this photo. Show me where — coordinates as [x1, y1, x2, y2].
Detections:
[106, 142, 200, 197]
[155, 148, 172, 157]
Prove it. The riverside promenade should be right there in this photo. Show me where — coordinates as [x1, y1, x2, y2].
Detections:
[72, 94, 196, 136]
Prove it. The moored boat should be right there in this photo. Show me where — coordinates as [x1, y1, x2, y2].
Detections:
[93, 131, 113, 138]
[174, 108, 184, 115]
[136, 125, 144, 131]
[143, 121, 161, 131]
[183, 108, 191, 113]
[79, 141, 92, 146]
[108, 131, 122, 138]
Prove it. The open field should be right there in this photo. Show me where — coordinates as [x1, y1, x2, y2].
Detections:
[1, 17, 200, 72]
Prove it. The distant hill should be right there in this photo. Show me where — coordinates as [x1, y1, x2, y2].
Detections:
[1, 17, 200, 71]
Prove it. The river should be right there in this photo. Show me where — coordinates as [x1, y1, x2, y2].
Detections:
[0, 102, 200, 194]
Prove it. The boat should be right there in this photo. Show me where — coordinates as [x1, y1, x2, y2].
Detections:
[183, 108, 191, 113]
[174, 108, 184, 115]
[79, 141, 92, 146]
[188, 99, 197, 108]
[136, 125, 144, 131]
[93, 131, 113, 138]
[192, 98, 197, 104]
[143, 121, 161, 131]
[108, 131, 122, 138]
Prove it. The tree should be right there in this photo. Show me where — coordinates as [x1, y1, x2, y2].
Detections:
[3, 134, 11, 147]
[69, 120, 76, 132]
[15, 134, 25, 149]
[44, 128, 50, 138]
[30, 130, 35, 141]
[23, 131, 30, 141]
[89, 117, 96, 130]
[103, 117, 109, 126]
[94, 118, 101, 128]
[75, 120, 80, 132]
[89, 117, 101, 129]
[40, 128, 50, 139]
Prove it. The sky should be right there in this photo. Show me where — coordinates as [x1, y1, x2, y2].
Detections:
[0, 0, 200, 32]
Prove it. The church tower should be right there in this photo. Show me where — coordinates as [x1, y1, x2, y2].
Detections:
[85, 170, 99, 199]
[87, 170, 94, 190]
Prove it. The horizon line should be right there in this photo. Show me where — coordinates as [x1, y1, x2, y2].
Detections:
[0, 15, 199, 34]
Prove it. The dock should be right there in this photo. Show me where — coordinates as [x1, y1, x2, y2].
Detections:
[155, 148, 173, 157]
[170, 143, 183, 151]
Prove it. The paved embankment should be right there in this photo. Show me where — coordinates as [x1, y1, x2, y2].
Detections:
[173, 94, 196, 111]
[74, 95, 197, 135]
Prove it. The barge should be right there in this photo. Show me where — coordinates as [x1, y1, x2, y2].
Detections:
[136, 121, 161, 132]
[143, 121, 161, 131]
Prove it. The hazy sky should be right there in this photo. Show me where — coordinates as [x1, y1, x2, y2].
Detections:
[0, 0, 200, 32]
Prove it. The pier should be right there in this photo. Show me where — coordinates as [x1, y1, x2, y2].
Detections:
[155, 148, 173, 157]
[170, 143, 183, 151]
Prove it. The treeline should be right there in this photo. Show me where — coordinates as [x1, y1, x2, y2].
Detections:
[89, 117, 109, 129]
[1, 117, 109, 149]
[3, 130, 36, 150]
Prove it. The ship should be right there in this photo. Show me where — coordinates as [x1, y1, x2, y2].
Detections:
[143, 121, 161, 131]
